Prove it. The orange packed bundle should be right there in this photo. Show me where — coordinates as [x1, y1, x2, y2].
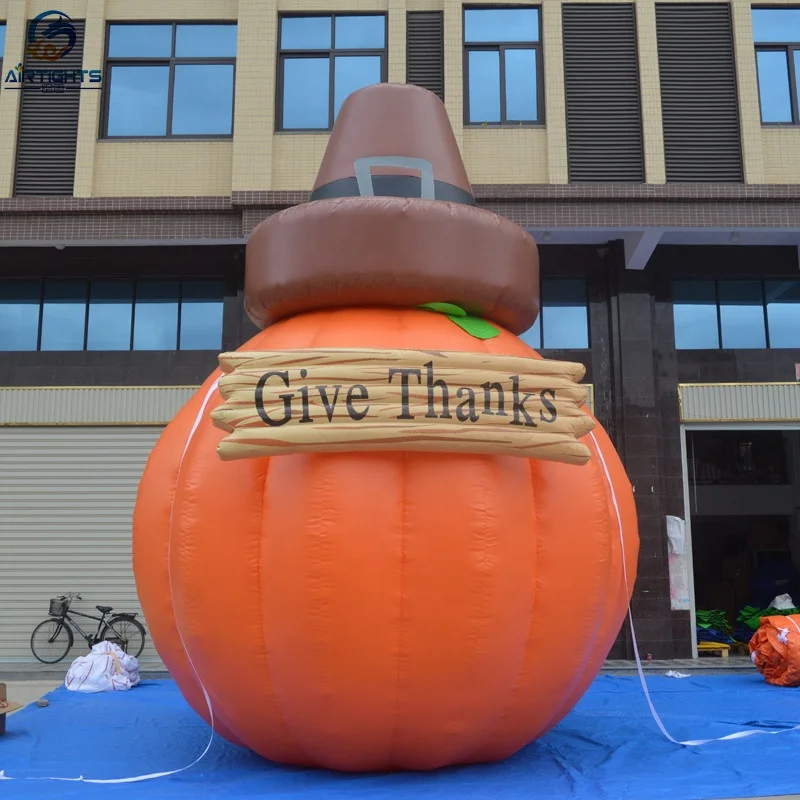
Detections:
[749, 614, 800, 687]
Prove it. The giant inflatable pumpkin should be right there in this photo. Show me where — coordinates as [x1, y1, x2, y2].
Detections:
[133, 84, 639, 773]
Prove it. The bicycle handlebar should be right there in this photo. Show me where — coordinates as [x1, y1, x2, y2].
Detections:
[61, 592, 82, 601]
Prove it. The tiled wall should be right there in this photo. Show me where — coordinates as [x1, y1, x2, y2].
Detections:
[762, 129, 800, 183]
[2, 0, 800, 197]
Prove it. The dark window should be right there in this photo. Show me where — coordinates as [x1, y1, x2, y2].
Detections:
[520, 279, 589, 349]
[672, 279, 800, 349]
[672, 280, 719, 349]
[87, 281, 134, 351]
[103, 23, 237, 138]
[0, 279, 224, 352]
[463, 6, 542, 125]
[133, 280, 180, 350]
[718, 280, 767, 348]
[40, 279, 88, 352]
[753, 8, 800, 124]
[766, 280, 800, 347]
[180, 280, 225, 349]
[0, 281, 40, 351]
[277, 14, 387, 131]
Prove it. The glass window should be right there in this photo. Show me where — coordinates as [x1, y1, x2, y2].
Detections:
[505, 49, 538, 121]
[756, 51, 793, 123]
[752, 9, 800, 125]
[104, 23, 237, 138]
[87, 281, 134, 351]
[334, 56, 381, 118]
[40, 280, 87, 352]
[541, 279, 589, 348]
[180, 280, 224, 350]
[765, 280, 800, 348]
[463, 7, 542, 125]
[172, 64, 234, 135]
[280, 17, 332, 50]
[335, 16, 385, 49]
[278, 14, 387, 131]
[718, 280, 767, 349]
[672, 280, 719, 349]
[133, 281, 179, 350]
[106, 66, 170, 137]
[175, 24, 237, 58]
[108, 24, 172, 58]
[464, 8, 540, 43]
[282, 59, 330, 129]
[0, 24, 6, 58]
[0, 280, 41, 351]
[752, 9, 800, 42]
[467, 51, 501, 123]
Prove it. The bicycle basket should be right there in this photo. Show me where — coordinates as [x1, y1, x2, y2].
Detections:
[49, 597, 68, 616]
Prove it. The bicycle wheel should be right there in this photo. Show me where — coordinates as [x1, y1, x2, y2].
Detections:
[30, 619, 74, 664]
[102, 616, 146, 659]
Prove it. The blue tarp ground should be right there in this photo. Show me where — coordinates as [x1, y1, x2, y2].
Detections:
[2, 675, 799, 799]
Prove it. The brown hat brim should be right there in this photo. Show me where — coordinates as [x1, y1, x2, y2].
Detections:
[245, 197, 539, 334]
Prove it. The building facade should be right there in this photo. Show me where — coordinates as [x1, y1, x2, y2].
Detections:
[1, 0, 799, 663]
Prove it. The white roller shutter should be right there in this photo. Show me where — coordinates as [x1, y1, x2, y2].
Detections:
[0, 427, 164, 665]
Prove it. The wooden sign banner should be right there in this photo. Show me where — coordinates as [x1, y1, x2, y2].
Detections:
[211, 349, 596, 465]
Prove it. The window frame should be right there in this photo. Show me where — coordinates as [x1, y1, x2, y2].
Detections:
[462, 4, 545, 127]
[752, 5, 800, 126]
[670, 277, 800, 350]
[0, 277, 226, 352]
[100, 20, 238, 140]
[275, 12, 389, 133]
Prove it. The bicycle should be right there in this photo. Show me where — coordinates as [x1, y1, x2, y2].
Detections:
[30, 593, 147, 664]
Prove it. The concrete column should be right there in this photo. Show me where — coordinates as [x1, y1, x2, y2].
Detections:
[73, 0, 106, 198]
[442, 0, 463, 150]
[731, 0, 765, 184]
[387, 0, 407, 85]
[0, 0, 27, 196]
[542, 0, 567, 184]
[232, 0, 277, 191]
[635, 0, 666, 184]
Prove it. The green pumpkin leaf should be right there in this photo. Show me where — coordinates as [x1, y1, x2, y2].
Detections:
[418, 302, 467, 317]
[449, 315, 500, 340]
[417, 302, 500, 340]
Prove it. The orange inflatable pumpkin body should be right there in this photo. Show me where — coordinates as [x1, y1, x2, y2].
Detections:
[133, 307, 639, 772]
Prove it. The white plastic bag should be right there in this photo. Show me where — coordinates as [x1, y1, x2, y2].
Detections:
[65, 641, 141, 693]
[771, 593, 796, 611]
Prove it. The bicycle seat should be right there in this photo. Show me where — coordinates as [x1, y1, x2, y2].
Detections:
[96, 605, 113, 614]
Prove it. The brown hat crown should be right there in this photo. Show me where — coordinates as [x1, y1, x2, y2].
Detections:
[310, 83, 476, 206]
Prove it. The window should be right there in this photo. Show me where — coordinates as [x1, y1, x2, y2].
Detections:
[277, 14, 387, 131]
[463, 6, 542, 125]
[672, 279, 800, 349]
[520, 279, 589, 349]
[0, 24, 6, 59]
[0, 279, 225, 352]
[103, 23, 237, 137]
[752, 8, 800, 124]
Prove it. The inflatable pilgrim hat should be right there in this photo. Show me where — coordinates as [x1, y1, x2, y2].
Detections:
[133, 83, 639, 773]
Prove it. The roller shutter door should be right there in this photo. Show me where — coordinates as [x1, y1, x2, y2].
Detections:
[0, 427, 163, 664]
